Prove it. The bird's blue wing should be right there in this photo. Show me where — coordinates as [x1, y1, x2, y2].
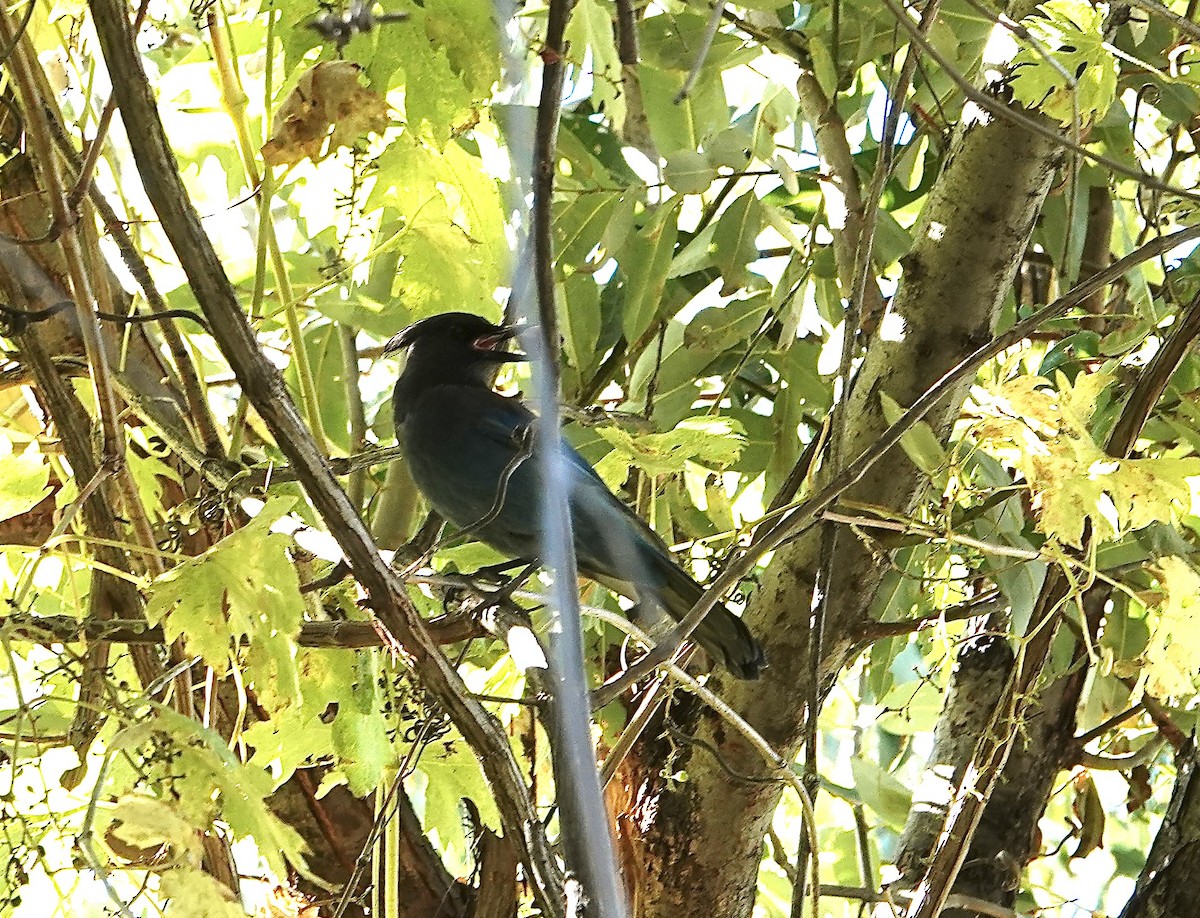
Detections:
[403, 386, 539, 554]
[395, 349, 763, 676]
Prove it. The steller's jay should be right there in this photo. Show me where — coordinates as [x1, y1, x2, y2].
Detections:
[385, 312, 765, 679]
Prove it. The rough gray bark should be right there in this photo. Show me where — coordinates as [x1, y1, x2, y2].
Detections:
[1120, 746, 1200, 918]
[626, 97, 1062, 917]
[895, 635, 1016, 890]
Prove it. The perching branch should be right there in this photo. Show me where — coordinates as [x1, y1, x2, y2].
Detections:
[0, 611, 483, 650]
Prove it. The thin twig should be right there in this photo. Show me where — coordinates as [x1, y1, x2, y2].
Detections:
[1125, 0, 1200, 41]
[332, 643, 474, 918]
[795, 50, 888, 872]
[338, 324, 368, 510]
[45, 119, 225, 458]
[675, 1, 725, 103]
[848, 0, 941, 333]
[207, 9, 327, 453]
[587, 222, 1200, 705]
[854, 589, 1005, 643]
[821, 884, 1018, 918]
[0, 6, 122, 462]
[1072, 703, 1145, 747]
[903, 265, 1200, 918]
[67, 0, 153, 208]
[588, 608, 821, 918]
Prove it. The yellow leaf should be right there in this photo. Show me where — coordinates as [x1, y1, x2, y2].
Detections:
[1144, 558, 1200, 699]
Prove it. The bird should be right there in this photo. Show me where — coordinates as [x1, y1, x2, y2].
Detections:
[384, 311, 765, 679]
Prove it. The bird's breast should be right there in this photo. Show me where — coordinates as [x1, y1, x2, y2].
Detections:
[401, 386, 539, 557]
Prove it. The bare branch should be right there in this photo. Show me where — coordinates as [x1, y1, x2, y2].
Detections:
[0, 612, 484, 649]
[86, 3, 564, 910]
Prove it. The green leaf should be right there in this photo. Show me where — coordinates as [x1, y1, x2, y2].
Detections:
[1009, 0, 1118, 125]
[416, 740, 501, 861]
[420, 0, 501, 100]
[566, 0, 624, 125]
[385, 17, 477, 146]
[602, 192, 639, 257]
[159, 868, 247, 918]
[109, 796, 204, 862]
[556, 190, 622, 269]
[562, 273, 603, 377]
[594, 416, 746, 484]
[976, 373, 1200, 546]
[751, 83, 799, 160]
[368, 135, 507, 318]
[703, 127, 753, 170]
[243, 710, 331, 787]
[684, 297, 771, 356]
[332, 710, 396, 797]
[621, 198, 683, 342]
[639, 11, 752, 73]
[1098, 596, 1149, 668]
[1144, 558, 1200, 698]
[0, 438, 50, 523]
[245, 648, 387, 786]
[877, 677, 944, 735]
[849, 756, 913, 830]
[663, 149, 717, 195]
[311, 290, 398, 339]
[145, 497, 303, 695]
[880, 392, 948, 484]
[141, 709, 309, 879]
[807, 41, 839, 100]
[712, 192, 764, 295]
[639, 63, 731, 153]
[125, 437, 182, 524]
[626, 334, 713, 423]
[286, 322, 351, 455]
[667, 222, 718, 278]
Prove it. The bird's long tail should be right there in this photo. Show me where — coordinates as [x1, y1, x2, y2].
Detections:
[657, 563, 765, 679]
[690, 602, 765, 680]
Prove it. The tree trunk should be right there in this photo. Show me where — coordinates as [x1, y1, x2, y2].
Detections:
[1121, 746, 1200, 918]
[625, 96, 1062, 916]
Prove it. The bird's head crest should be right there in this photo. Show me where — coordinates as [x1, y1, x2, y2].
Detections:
[384, 312, 526, 361]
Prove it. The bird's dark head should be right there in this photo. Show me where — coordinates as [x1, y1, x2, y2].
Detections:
[386, 313, 526, 419]
[384, 312, 525, 366]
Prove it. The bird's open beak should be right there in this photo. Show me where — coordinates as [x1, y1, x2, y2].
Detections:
[472, 326, 527, 361]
